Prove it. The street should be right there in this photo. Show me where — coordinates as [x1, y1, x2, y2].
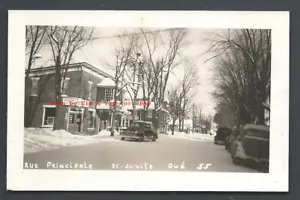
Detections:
[24, 134, 256, 172]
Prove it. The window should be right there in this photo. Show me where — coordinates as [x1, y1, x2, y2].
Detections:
[88, 110, 96, 128]
[97, 88, 114, 101]
[31, 77, 40, 96]
[105, 88, 113, 101]
[97, 88, 105, 101]
[264, 109, 270, 126]
[246, 129, 270, 139]
[43, 107, 56, 126]
[61, 78, 70, 97]
[69, 113, 75, 124]
[147, 111, 153, 119]
[88, 81, 93, 100]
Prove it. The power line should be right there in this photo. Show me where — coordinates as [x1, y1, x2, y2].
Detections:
[27, 28, 183, 45]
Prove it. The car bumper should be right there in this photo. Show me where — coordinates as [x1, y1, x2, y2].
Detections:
[235, 150, 269, 164]
[214, 140, 225, 145]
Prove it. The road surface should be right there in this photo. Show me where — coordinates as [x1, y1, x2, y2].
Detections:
[24, 134, 257, 172]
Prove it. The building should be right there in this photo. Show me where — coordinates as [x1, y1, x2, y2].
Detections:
[25, 62, 155, 134]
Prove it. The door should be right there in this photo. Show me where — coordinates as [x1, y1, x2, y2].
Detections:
[68, 111, 82, 134]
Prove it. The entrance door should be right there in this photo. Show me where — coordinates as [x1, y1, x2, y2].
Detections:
[68, 111, 82, 134]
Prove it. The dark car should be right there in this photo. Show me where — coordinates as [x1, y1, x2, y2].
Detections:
[230, 124, 269, 172]
[121, 121, 158, 142]
[225, 128, 240, 151]
[214, 127, 232, 145]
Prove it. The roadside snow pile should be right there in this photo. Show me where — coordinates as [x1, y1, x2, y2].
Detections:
[167, 131, 187, 139]
[187, 133, 214, 141]
[24, 128, 115, 154]
[167, 131, 214, 141]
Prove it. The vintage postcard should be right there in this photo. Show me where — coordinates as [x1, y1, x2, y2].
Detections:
[7, 11, 289, 191]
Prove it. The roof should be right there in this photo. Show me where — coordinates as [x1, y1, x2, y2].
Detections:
[26, 62, 114, 80]
[133, 120, 153, 124]
[97, 78, 116, 88]
[243, 124, 270, 132]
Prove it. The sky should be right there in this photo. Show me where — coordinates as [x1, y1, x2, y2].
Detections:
[29, 27, 227, 117]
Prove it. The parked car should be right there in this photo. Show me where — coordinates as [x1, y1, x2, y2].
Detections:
[225, 128, 240, 151]
[120, 121, 158, 142]
[230, 124, 269, 172]
[214, 127, 232, 145]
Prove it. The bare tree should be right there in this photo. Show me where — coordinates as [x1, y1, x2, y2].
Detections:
[206, 29, 271, 126]
[167, 86, 182, 135]
[47, 26, 94, 130]
[140, 28, 188, 129]
[177, 60, 199, 131]
[25, 26, 48, 127]
[108, 33, 140, 136]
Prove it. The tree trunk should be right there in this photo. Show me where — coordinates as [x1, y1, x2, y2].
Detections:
[178, 117, 182, 132]
[172, 118, 176, 135]
[24, 83, 32, 127]
[53, 56, 62, 131]
[110, 83, 118, 136]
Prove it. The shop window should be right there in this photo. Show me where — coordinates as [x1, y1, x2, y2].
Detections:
[69, 113, 75, 124]
[43, 107, 55, 126]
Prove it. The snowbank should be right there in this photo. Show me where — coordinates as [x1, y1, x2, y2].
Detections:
[167, 131, 214, 141]
[24, 128, 117, 154]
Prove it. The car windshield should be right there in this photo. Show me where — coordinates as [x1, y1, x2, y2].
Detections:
[245, 129, 270, 139]
[130, 123, 141, 128]
[217, 128, 231, 135]
[144, 123, 151, 128]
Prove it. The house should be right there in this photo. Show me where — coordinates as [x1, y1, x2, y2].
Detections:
[25, 62, 155, 134]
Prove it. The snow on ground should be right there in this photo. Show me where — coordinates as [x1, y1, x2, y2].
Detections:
[24, 128, 118, 154]
[167, 131, 214, 141]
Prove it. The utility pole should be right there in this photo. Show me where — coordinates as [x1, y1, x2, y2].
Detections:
[192, 103, 195, 132]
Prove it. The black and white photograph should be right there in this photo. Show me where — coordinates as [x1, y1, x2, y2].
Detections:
[7, 11, 289, 191]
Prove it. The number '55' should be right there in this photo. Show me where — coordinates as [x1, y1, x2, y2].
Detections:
[197, 163, 212, 170]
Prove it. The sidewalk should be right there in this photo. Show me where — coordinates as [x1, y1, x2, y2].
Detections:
[24, 128, 119, 154]
[167, 131, 214, 141]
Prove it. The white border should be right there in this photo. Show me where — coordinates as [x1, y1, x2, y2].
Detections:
[7, 11, 289, 191]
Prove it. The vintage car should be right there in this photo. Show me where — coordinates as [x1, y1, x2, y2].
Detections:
[225, 128, 241, 151]
[230, 124, 269, 171]
[121, 121, 158, 142]
[214, 127, 232, 145]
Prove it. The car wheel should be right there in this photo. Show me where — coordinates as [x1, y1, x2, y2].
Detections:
[232, 157, 239, 164]
[152, 136, 157, 142]
[230, 146, 236, 158]
[139, 136, 144, 142]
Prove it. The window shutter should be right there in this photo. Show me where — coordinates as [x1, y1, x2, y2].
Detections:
[61, 78, 69, 96]
[31, 77, 40, 96]
[88, 81, 93, 100]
